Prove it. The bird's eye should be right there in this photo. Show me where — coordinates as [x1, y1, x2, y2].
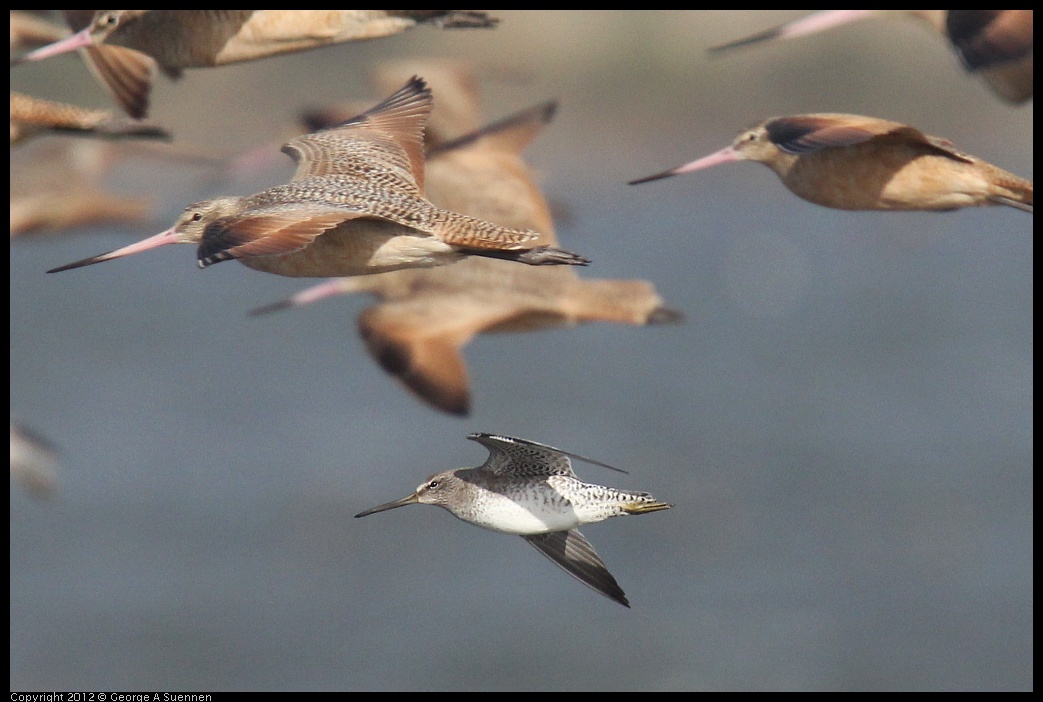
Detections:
[427, 480, 439, 490]
[99, 13, 118, 28]
[191, 212, 202, 222]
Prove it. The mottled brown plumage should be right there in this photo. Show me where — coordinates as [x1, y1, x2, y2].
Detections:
[301, 58, 486, 150]
[47, 77, 587, 277]
[253, 68, 679, 415]
[631, 113, 1033, 213]
[10, 91, 170, 145]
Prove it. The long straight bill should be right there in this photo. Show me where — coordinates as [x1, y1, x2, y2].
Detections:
[709, 10, 875, 54]
[47, 227, 181, 273]
[629, 146, 740, 185]
[11, 26, 94, 66]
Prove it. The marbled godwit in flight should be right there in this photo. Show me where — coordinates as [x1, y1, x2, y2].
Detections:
[355, 432, 672, 608]
[630, 113, 1033, 213]
[12, 10, 500, 118]
[254, 81, 679, 416]
[46, 77, 587, 276]
[10, 91, 170, 146]
[710, 10, 1034, 104]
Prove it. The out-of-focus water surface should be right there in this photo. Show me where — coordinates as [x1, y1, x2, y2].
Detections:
[10, 11, 1032, 691]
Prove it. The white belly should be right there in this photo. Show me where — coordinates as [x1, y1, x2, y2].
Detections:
[462, 492, 582, 535]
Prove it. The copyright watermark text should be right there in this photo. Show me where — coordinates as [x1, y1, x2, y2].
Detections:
[12, 695, 212, 702]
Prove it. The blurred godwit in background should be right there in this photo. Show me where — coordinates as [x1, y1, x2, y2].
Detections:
[9, 10, 68, 53]
[11, 10, 500, 118]
[630, 112, 1033, 213]
[10, 91, 170, 146]
[10, 141, 160, 238]
[709, 10, 1033, 104]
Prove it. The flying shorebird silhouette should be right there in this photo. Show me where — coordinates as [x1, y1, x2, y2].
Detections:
[12, 10, 500, 118]
[630, 113, 1033, 213]
[252, 66, 679, 416]
[709, 10, 1033, 105]
[10, 91, 170, 146]
[355, 433, 672, 608]
[47, 76, 590, 277]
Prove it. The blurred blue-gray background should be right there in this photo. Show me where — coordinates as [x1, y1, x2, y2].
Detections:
[11, 11, 1032, 691]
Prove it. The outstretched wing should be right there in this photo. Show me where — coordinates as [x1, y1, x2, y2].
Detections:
[195, 205, 351, 267]
[468, 433, 626, 477]
[764, 114, 975, 163]
[523, 530, 630, 608]
[281, 75, 431, 194]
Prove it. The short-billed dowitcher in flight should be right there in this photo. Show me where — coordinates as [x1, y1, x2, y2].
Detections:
[47, 76, 589, 276]
[11, 11, 500, 118]
[710, 10, 1033, 104]
[355, 433, 672, 608]
[630, 113, 1033, 213]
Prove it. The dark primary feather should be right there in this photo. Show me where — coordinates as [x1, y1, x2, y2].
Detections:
[946, 10, 1034, 71]
[523, 530, 630, 608]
